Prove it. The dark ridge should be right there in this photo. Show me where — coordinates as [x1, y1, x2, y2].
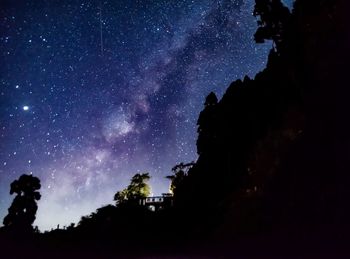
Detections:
[1, 0, 349, 257]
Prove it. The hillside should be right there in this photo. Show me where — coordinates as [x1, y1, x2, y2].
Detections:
[1, 0, 349, 257]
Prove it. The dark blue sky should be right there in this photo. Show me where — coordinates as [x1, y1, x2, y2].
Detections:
[0, 0, 292, 230]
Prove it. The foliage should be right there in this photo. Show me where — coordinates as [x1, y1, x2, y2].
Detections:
[114, 189, 128, 205]
[114, 173, 151, 206]
[127, 173, 151, 199]
[3, 174, 41, 232]
[166, 162, 194, 194]
[3, 2, 348, 255]
[253, 0, 291, 49]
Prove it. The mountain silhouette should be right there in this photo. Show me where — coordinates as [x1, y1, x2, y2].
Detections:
[1, 0, 349, 258]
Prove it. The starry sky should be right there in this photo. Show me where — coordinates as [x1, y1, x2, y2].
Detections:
[0, 0, 292, 230]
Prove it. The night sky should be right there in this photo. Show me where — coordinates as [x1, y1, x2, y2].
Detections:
[0, 0, 292, 230]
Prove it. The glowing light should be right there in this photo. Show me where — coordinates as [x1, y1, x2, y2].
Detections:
[23, 105, 29, 111]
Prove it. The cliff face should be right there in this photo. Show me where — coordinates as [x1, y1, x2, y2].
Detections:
[174, 0, 350, 235]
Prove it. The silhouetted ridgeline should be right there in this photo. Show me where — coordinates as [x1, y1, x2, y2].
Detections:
[1, 0, 349, 257]
[172, 0, 350, 246]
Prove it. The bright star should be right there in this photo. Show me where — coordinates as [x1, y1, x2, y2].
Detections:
[23, 105, 29, 111]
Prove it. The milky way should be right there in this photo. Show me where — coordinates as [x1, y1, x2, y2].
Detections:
[0, 0, 292, 230]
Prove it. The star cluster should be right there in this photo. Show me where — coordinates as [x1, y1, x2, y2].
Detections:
[0, 0, 291, 230]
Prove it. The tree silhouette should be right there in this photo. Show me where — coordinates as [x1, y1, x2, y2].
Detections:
[0, 1, 347, 257]
[114, 189, 128, 206]
[127, 173, 151, 199]
[166, 162, 194, 194]
[114, 173, 151, 206]
[3, 174, 41, 232]
[253, 0, 291, 49]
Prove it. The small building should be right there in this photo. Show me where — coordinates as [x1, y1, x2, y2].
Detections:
[139, 193, 173, 211]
